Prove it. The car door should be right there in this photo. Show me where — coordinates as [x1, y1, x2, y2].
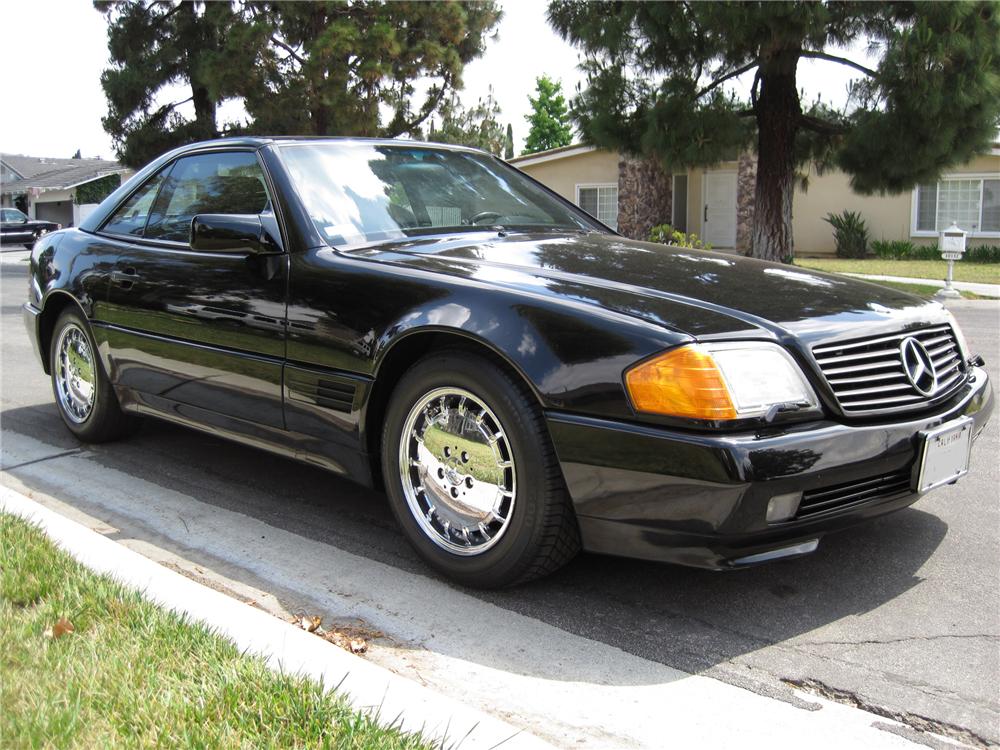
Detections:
[98, 149, 288, 430]
[1, 208, 32, 245]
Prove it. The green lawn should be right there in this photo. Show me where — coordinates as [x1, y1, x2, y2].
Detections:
[852, 279, 985, 300]
[0, 513, 429, 750]
[794, 258, 1000, 285]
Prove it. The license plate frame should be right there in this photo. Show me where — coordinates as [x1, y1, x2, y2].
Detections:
[915, 416, 973, 493]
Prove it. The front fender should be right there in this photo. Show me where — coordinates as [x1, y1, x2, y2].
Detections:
[287, 247, 690, 420]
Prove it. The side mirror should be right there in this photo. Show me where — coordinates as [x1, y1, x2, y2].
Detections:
[190, 214, 276, 254]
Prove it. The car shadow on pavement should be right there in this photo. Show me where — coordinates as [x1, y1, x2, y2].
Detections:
[1, 404, 949, 684]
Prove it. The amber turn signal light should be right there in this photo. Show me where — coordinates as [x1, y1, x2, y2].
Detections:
[625, 345, 738, 420]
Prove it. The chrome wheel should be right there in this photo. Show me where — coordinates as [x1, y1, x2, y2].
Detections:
[398, 387, 516, 555]
[54, 324, 96, 424]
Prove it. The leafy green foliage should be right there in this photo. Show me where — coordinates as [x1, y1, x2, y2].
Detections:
[96, 2, 501, 166]
[523, 75, 574, 154]
[73, 174, 121, 206]
[824, 211, 870, 258]
[428, 89, 506, 155]
[504, 123, 514, 159]
[872, 239, 1000, 263]
[648, 224, 711, 250]
[547, 1, 1000, 262]
[94, 1, 259, 168]
[966, 244, 1000, 264]
[241, 2, 500, 139]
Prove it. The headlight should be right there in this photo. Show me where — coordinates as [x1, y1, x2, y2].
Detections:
[625, 342, 818, 421]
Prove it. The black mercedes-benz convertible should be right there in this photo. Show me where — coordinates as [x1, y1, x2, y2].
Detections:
[23, 137, 993, 587]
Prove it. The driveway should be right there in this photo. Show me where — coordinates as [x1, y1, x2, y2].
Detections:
[2, 258, 997, 747]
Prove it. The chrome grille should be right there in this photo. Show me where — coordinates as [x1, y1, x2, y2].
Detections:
[812, 325, 965, 414]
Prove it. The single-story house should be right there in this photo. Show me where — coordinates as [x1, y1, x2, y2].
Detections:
[509, 143, 1000, 255]
[1, 154, 132, 228]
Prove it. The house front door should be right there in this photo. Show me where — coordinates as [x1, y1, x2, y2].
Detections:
[703, 170, 737, 248]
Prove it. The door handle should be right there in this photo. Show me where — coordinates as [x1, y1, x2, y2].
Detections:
[111, 268, 139, 288]
[704, 205, 708, 223]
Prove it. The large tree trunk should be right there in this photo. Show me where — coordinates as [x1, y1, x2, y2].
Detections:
[749, 51, 800, 263]
[181, 1, 218, 140]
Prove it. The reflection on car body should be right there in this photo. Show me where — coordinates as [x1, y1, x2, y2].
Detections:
[22, 137, 993, 588]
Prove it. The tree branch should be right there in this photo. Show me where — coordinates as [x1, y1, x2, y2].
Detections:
[388, 74, 453, 136]
[800, 50, 877, 78]
[798, 113, 848, 135]
[695, 59, 759, 100]
[270, 36, 306, 66]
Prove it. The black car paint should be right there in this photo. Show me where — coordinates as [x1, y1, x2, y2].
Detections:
[23, 137, 993, 569]
[1, 208, 59, 247]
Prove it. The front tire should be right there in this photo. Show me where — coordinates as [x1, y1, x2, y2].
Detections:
[49, 307, 138, 442]
[381, 351, 580, 588]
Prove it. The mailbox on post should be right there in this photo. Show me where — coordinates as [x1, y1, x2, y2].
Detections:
[936, 222, 966, 299]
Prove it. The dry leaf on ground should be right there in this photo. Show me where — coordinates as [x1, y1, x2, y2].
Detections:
[45, 617, 75, 639]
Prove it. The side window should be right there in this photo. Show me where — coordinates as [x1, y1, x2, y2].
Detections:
[102, 169, 168, 237]
[144, 152, 270, 243]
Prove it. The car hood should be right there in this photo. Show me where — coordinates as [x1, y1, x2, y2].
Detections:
[348, 231, 948, 344]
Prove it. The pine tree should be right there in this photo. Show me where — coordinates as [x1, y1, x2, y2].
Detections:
[548, 2, 1000, 261]
[428, 89, 506, 156]
[523, 75, 574, 154]
[504, 123, 514, 159]
[242, 2, 500, 138]
[96, 1, 501, 166]
[95, 1, 260, 168]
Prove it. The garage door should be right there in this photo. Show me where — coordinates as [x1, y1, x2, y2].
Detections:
[34, 200, 73, 227]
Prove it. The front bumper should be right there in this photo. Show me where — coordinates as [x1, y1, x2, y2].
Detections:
[547, 366, 993, 569]
[23, 302, 45, 371]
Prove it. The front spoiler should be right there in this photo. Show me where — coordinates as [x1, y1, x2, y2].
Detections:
[546, 366, 993, 569]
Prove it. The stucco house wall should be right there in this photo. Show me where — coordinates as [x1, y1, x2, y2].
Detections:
[512, 145, 1000, 255]
[516, 147, 620, 204]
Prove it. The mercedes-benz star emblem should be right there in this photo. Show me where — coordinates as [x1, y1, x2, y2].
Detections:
[900, 337, 937, 396]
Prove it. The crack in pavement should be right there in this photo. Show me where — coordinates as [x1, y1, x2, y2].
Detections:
[0, 448, 83, 472]
[800, 634, 999, 648]
[785, 677, 995, 749]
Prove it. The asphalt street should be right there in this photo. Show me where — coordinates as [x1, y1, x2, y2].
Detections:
[2, 256, 998, 746]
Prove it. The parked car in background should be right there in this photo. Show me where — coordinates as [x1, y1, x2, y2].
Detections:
[1, 208, 60, 248]
[22, 137, 994, 588]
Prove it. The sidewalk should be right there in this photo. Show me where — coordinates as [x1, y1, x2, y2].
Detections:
[1, 431, 936, 750]
[1, 486, 553, 750]
[842, 272, 1000, 298]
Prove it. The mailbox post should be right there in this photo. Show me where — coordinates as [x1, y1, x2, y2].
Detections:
[936, 222, 966, 299]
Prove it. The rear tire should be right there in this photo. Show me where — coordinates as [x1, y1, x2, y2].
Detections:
[49, 307, 139, 442]
[381, 351, 580, 588]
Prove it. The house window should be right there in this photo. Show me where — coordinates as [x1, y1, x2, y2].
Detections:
[914, 177, 1000, 235]
[577, 184, 618, 229]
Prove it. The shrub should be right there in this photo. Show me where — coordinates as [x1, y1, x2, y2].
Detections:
[824, 210, 870, 258]
[648, 224, 712, 250]
[871, 239, 915, 259]
[965, 244, 1000, 263]
[870, 239, 999, 263]
[871, 239, 939, 260]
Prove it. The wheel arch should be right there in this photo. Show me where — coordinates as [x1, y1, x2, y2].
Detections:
[363, 328, 546, 488]
[36, 291, 89, 375]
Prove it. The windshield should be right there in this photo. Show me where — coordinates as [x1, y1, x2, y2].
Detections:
[277, 142, 604, 248]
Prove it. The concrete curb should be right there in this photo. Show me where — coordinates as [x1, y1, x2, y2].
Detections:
[1, 486, 553, 750]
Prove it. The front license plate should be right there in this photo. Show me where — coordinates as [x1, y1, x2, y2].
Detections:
[916, 416, 973, 493]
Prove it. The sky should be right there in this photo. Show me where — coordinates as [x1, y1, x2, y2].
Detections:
[1, 0, 873, 162]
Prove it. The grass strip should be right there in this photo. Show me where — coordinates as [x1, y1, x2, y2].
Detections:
[0, 512, 430, 750]
[794, 258, 1000, 285]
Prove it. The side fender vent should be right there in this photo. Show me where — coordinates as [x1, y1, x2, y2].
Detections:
[286, 366, 359, 414]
